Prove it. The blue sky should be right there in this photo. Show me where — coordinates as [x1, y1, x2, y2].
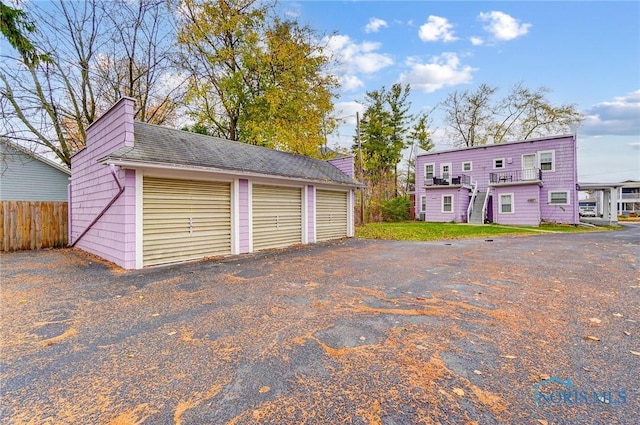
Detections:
[279, 1, 640, 183]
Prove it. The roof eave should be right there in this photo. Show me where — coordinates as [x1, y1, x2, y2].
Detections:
[1, 139, 71, 175]
[99, 157, 364, 188]
[417, 134, 576, 158]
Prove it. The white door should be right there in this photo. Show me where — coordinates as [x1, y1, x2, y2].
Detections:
[143, 178, 231, 266]
[522, 154, 537, 180]
[252, 185, 302, 250]
[316, 190, 348, 241]
[441, 163, 452, 183]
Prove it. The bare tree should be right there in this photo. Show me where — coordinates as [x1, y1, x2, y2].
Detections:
[1, 0, 103, 165]
[93, 0, 186, 125]
[442, 83, 497, 147]
[442, 82, 582, 147]
[0, 0, 184, 167]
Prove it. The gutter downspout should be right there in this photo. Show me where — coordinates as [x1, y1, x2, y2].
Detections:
[67, 178, 72, 245]
[70, 165, 125, 247]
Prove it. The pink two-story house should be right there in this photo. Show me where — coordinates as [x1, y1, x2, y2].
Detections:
[415, 135, 579, 226]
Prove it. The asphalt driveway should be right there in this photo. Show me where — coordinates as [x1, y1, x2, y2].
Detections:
[1, 225, 639, 424]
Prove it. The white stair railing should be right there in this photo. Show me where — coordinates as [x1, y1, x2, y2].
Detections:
[467, 180, 478, 223]
[481, 186, 491, 224]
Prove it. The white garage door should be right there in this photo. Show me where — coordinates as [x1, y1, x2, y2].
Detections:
[143, 177, 231, 266]
[316, 190, 348, 241]
[252, 185, 302, 250]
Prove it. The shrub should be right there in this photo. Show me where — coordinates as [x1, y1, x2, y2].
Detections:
[381, 196, 410, 222]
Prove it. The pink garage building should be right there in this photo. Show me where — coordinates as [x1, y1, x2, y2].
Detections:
[415, 135, 579, 226]
[70, 98, 360, 269]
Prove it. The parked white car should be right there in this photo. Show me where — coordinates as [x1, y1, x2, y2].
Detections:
[579, 208, 597, 217]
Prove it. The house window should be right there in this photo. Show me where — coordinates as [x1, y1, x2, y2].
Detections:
[442, 195, 453, 213]
[548, 190, 569, 205]
[539, 150, 555, 172]
[462, 161, 472, 172]
[493, 158, 505, 169]
[420, 195, 427, 212]
[424, 163, 434, 179]
[499, 193, 514, 214]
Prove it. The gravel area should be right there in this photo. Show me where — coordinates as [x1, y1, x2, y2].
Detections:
[1, 224, 638, 424]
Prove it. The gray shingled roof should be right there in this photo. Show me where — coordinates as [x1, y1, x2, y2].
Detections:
[100, 122, 359, 186]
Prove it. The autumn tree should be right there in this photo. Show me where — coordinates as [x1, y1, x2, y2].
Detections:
[357, 84, 412, 196]
[355, 83, 419, 221]
[177, 0, 337, 157]
[442, 82, 582, 147]
[0, 0, 184, 167]
[240, 19, 337, 156]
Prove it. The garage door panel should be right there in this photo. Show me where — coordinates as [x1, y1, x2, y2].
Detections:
[316, 190, 348, 241]
[143, 177, 231, 266]
[252, 185, 302, 250]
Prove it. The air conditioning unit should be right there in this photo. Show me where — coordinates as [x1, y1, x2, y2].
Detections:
[419, 213, 426, 221]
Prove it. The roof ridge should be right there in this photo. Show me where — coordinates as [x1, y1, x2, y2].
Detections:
[133, 121, 334, 164]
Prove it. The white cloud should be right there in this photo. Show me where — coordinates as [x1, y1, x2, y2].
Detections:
[339, 75, 365, 91]
[580, 90, 640, 136]
[470, 36, 484, 46]
[629, 142, 640, 151]
[578, 135, 640, 182]
[324, 34, 394, 75]
[418, 15, 458, 42]
[478, 11, 531, 41]
[365, 17, 388, 33]
[399, 52, 476, 93]
[417, 127, 451, 153]
[333, 101, 366, 125]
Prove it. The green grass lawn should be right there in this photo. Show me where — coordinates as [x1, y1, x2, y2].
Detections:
[355, 221, 613, 241]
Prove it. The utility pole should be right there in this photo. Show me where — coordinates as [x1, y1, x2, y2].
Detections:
[356, 112, 365, 224]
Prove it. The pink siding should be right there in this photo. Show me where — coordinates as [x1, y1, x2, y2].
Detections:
[423, 187, 468, 223]
[238, 179, 250, 253]
[307, 185, 315, 243]
[416, 135, 578, 225]
[328, 156, 355, 178]
[492, 185, 541, 226]
[457, 190, 470, 222]
[70, 98, 137, 269]
[538, 139, 579, 224]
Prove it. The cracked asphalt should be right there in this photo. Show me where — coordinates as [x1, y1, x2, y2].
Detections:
[1, 224, 638, 424]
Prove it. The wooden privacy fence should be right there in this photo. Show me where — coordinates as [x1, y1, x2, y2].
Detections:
[1, 201, 68, 252]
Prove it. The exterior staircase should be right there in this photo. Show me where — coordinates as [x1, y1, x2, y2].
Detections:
[469, 191, 486, 224]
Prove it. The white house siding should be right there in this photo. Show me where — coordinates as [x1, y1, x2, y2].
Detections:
[0, 142, 70, 201]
